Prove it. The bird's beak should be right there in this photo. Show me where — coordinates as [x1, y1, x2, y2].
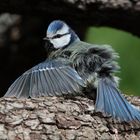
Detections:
[43, 37, 49, 40]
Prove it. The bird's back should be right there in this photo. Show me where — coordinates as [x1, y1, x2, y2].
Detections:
[67, 41, 119, 77]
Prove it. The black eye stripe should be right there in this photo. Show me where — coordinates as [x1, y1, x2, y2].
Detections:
[52, 32, 70, 39]
[52, 34, 63, 39]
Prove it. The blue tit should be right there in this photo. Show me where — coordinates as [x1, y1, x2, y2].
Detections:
[4, 20, 140, 122]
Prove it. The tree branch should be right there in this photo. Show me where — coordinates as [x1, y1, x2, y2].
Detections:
[0, 2, 140, 138]
[0, 0, 140, 37]
[0, 95, 140, 139]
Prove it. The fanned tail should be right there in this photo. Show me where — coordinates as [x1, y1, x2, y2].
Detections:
[95, 78, 140, 122]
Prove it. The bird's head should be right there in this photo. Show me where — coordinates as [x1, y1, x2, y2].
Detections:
[44, 20, 80, 49]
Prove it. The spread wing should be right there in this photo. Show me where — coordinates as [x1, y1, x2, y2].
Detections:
[4, 60, 85, 98]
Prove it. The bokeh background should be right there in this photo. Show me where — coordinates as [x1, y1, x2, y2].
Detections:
[0, 13, 140, 96]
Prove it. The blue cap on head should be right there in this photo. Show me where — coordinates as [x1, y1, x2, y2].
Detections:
[47, 20, 66, 34]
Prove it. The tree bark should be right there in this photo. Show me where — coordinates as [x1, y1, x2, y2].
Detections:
[0, 0, 140, 37]
[0, 1, 140, 139]
[0, 95, 140, 140]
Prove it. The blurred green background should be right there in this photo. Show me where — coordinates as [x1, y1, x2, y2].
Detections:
[85, 27, 140, 96]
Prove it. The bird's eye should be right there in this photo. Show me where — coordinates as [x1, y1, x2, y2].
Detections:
[53, 34, 62, 39]
[52, 32, 70, 39]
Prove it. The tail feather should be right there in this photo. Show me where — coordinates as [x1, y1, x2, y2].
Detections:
[95, 78, 140, 122]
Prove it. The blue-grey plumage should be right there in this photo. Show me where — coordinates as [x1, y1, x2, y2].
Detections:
[4, 20, 140, 122]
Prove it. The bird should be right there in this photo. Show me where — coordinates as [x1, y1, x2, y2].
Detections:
[4, 20, 140, 122]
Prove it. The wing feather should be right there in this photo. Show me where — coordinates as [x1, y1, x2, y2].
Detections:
[96, 78, 140, 122]
[55, 68, 72, 94]
[4, 60, 85, 98]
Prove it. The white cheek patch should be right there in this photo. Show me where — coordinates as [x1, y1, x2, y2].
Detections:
[56, 24, 69, 35]
[50, 34, 71, 49]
